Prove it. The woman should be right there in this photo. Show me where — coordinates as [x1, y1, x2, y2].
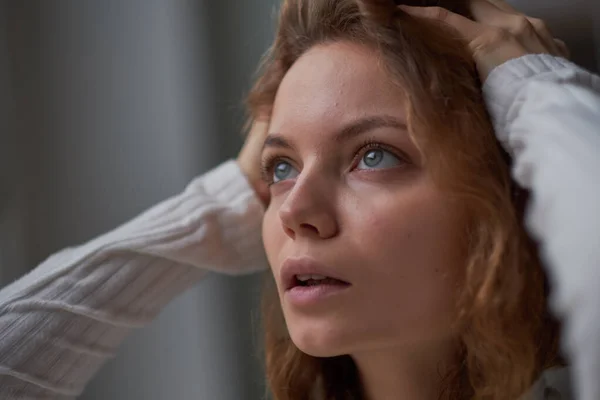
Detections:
[1, 0, 599, 399]
[252, 0, 599, 398]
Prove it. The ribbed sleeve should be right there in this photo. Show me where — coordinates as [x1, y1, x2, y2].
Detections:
[483, 54, 600, 400]
[0, 160, 267, 399]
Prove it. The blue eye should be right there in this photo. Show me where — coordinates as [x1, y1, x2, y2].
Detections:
[357, 149, 400, 170]
[273, 161, 299, 183]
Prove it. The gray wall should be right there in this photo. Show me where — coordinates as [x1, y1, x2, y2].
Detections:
[0, 1, 597, 400]
[1, 1, 276, 399]
[0, 0, 27, 286]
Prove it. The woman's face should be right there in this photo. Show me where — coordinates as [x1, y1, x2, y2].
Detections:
[261, 41, 465, 357]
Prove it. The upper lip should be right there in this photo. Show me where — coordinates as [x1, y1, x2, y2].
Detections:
[280, 257, 350, 291]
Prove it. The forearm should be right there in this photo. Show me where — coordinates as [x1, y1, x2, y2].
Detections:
[0, 160, 266, 399]
[483, 54, 600, 400]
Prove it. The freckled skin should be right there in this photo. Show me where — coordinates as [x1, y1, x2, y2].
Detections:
[262, 41, 465, 357]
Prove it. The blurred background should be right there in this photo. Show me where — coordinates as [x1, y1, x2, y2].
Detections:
[0, 0, 597, 399]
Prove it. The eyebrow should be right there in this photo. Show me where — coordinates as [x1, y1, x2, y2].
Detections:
[262, 115, 408, 151]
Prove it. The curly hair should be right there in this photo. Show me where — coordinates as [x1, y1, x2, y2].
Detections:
[247, 0, 564, 398]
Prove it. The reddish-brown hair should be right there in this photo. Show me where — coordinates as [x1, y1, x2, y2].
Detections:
[247, 0, 563, 398]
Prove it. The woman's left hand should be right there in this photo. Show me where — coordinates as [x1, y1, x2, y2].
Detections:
[398, 0, 570, 81]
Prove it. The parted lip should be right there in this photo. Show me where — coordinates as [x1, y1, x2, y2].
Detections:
[280, 257, 351, 291]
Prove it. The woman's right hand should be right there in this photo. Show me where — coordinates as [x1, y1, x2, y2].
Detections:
[237, 119, 270, 205]
[399, 0, 570, 82]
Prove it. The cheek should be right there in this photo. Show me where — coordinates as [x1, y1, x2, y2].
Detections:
[262, 207, 285, 282]
[356, 186, 463, 273]
[348, 187, 465, 325]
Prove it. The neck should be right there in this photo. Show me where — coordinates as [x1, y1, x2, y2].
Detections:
[351, 339, 458, 400]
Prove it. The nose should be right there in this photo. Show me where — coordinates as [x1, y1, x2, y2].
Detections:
[278, 173, 339, 240]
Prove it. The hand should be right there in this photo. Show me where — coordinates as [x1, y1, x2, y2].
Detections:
[398, 0, 570, 81]
[237, 119, 270, 205]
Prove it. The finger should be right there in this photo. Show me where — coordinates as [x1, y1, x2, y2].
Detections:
[397, 5, 484, 41]
[482, 0, 558, 51]
[472, 0, 563, 57]
[470, 0, 550, 54]
[470, 0, 516, 26]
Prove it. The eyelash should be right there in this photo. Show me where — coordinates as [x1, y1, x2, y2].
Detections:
[260, 153, 287, 186]
[351, 138, 404, 169]
[260, 138, 406, 186]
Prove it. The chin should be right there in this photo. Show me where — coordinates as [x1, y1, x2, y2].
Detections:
[288, 321, 355, 358]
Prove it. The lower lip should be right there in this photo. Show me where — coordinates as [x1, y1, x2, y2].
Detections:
[285, 282, 350, 306]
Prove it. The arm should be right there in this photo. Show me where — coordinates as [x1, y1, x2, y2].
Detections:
[0, 160, 266, 399]
[483, 53, 600, 400]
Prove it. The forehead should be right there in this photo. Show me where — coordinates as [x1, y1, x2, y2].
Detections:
[270, 41, 407, 133]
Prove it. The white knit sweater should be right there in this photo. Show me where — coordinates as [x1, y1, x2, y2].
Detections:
[0, 54, 599, 400]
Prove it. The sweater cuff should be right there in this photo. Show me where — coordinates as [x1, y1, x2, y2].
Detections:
[482, 54, 581, 143]
[485, 54, 574, 86]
